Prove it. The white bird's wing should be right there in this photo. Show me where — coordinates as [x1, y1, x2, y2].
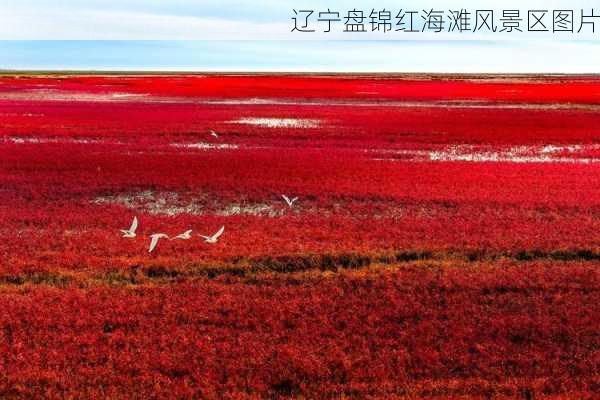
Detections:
[148, 235, 161, 252]
[129, 216, 138, 233]
[282, 194, 291, 205]
[211, 226, 225, 240]
[199, 235, 210, 240]
[173, 230, 192, 240]
[291, 197, 298, 203]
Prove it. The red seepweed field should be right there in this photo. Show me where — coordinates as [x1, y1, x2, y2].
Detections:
[0, 74, 599, 399]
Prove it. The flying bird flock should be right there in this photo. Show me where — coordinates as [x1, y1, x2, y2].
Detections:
[120, 194, 298, 253]
[121, 217, 225, 253]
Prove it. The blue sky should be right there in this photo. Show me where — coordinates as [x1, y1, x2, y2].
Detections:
[2, 40, 600, 73]
[0, 1, 599, 72]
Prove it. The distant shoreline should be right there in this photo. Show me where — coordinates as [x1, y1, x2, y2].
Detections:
[1, 70, 600, 80]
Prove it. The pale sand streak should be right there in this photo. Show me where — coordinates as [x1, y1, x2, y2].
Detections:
[371, 144, 600, 164]
[230, 118, 320, 128]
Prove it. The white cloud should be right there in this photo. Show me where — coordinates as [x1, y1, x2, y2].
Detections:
[0, 8, 290, 40]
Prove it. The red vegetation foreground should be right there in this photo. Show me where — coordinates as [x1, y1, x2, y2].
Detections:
[0, 74, 599, 399]
[1, 262, 598, 399]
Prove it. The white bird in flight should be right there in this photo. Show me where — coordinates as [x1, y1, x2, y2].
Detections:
[281, 195, 299, 208]
[120, 216, 138, 238]
[171, 229, 193, 240]
[199, 226, 225, 244]
[148, 233, 169, 253]
[210, 130, 219, 138]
